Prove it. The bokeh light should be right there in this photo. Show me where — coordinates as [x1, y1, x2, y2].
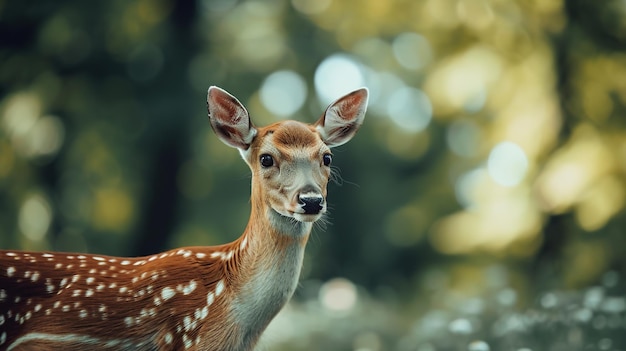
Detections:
[447, 120, 480, 158]
[315, 54, 366, 105]
[487, 141, 528, 187]
[392, 32, 432, 71]
[319, 278, 358, 312]
[260, 70, 307, 118]
[18, 194, 52, 242]
[386, 87, 432, 133]
[455, 168, 485, 209]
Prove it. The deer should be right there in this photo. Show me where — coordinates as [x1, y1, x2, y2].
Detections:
[0, 85, 368, 351]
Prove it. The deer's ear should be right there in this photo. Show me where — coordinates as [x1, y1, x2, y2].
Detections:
[316, 88, 368, 148]
[207, 86, 257, 150]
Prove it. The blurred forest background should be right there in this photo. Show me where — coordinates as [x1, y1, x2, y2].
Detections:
[1, 0, 626, 350]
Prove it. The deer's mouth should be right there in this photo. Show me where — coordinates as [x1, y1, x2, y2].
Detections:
[273, 205, 326, 223]
[292, 211, 325, 223]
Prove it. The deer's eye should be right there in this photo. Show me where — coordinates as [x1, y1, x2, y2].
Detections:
[322, 154, 332, 167]
[260, 154, 274, 168]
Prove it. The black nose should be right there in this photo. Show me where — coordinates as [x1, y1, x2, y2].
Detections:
[298, 194, 323, 214]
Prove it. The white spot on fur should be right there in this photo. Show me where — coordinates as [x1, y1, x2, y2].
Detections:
[79, 309, 88, 318]
[196, 252, 206, 259]
[161, 287, 175, 301]
[30, 271, 40, 281]
[183, 334, 192, 349]
[164, 333, 173, 344]
[182, 280, 197, 295]
[85, 289, 94, 297]
[93, 256, 105, 261]
[7, 267, 15, 277]
[0, 331, 5, 345]
[183, 315, 192, 331]
[215, 280, 225, 296]
[34, 304, 42, 312]
[86, 277, 95, 284]
[42, 253, 54, 258]
[120, 260, 131, 265]
[207, 292, 214, 306]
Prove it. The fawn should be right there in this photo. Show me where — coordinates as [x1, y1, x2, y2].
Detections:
[0, 86, 368, 350]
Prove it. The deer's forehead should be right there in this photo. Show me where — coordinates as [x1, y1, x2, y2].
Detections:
[254, 121, 326, 156]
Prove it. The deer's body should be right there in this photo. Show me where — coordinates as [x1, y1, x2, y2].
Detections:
[0, 86, 368, 350]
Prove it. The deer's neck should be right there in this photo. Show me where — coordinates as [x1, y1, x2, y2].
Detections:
[226, 206, 311, 348]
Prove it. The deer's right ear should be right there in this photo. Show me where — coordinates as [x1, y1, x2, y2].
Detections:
[316, 88, 368, 148]
[207, 86, 257, 150]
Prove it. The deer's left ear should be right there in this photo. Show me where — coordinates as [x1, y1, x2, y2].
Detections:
[316, 88, 368, 148]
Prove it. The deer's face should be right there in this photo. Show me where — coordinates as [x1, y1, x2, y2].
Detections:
[245, 121, 332, 223]
[207, 86, 368, 224]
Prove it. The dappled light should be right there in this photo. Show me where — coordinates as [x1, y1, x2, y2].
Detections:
[1, 0, 626, 349]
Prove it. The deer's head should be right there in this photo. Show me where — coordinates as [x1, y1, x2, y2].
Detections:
[207, 86, 368, 225]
